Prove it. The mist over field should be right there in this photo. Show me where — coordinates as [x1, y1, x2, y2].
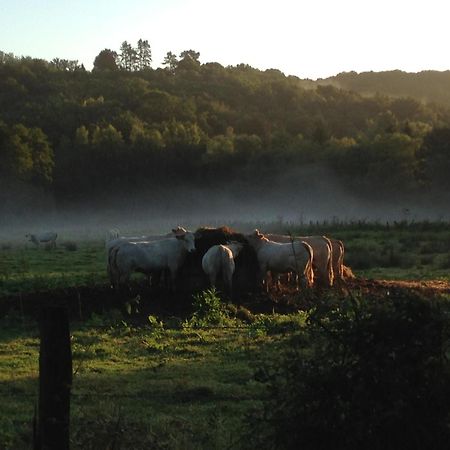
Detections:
[1, 165, 447, 242]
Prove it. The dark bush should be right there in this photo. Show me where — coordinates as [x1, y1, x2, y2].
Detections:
[245, 291, 450, 450]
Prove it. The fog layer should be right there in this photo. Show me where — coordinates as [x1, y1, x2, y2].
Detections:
[0, 166, 446, 241]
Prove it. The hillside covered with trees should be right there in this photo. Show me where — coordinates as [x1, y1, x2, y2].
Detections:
[1, 43, 450, 218]
[321, 70, 450, 108]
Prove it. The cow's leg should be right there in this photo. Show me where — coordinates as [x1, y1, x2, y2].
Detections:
[209, 272, 217, 288]
[223, 269, 233, 297]
[151, 270, 162, 288]
[169, 268, 178, 292]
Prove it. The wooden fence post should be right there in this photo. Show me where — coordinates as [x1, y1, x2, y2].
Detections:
[34, 306, 72, 450]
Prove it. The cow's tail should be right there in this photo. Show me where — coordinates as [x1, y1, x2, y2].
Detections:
[302, 242, 314, 288]
[108, 245, 121, 288]
[220, 247, 234, 293]
[337, 240, 345, 282]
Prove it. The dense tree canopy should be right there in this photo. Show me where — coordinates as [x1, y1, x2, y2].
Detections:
[1, 48, 450, 210]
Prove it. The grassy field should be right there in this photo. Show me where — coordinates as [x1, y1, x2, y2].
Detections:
[1, 221, 450, 298]
[0, 240, 107, 297]
[0, 305, 307, 449]
[1, 221, 450, 448]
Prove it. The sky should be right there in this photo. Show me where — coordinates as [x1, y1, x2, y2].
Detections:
[0, 0, 449, 80]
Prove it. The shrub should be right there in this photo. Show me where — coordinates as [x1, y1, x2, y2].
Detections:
[245, 291, 450, 450]
[187, 288, 230, 327]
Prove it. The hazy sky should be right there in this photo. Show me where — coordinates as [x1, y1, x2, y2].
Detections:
[1, 0, 448, 79]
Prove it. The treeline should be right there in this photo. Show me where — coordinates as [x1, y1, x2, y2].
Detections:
[1, 49, 450, 209]
[323, 70, 450, 109]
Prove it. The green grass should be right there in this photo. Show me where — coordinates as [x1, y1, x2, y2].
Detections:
[2, 222, 450, 298]
[2, 221, 450, 447]
[0, 312, 301, 449]
[0, 241, 108, 296]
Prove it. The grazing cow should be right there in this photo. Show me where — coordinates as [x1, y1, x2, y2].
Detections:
[26, 232, 58, 249]
[266, 233, 334, 288]
[328, 238, 345, 284]
[109, 230, 196, 290]
[246, 230, 314, 292]
[201, 242, 244, 295]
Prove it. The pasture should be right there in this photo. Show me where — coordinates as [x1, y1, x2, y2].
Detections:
[2, 221, 450, 299]
[1, 221, 450, 448]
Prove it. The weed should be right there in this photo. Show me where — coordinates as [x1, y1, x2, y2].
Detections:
[187, 288, 232, 327]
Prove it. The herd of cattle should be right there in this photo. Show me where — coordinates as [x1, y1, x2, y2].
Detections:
[104, 226, 348, 296]
[24, 227, 350, 295]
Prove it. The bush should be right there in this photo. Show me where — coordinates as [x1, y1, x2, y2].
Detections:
[245, 291, 450, 450]
[187, 288, 231, 327]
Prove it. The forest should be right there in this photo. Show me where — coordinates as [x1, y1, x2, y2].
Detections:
[2, 45, 450, 218]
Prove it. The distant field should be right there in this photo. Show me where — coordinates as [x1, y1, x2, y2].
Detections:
[0, 240, 107, 297]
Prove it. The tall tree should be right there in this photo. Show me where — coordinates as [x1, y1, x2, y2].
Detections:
[179, 49, 200, 62]
[177, 50, 201, 72]
[93, 49, 118, 71]
[162, 51, 178, 74]
[118, 41, 137, 71]
[136, 39, 152, 70]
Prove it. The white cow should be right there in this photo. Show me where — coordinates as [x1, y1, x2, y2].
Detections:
[109, 230, 196, 290]
[246, 230, 314, 292]
[26, 232, 58, 249]
[105, 226, 188, 284]
[105, 226, 187, 251]
[266, 233, 334, 287]
[201, 242, 244, 295]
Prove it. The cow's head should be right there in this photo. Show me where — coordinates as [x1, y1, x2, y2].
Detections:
[25, 234, 37, 244]
[175, 231, 196, 253]
[172, 226, 188, 235]
[245, 229, 265, 248]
